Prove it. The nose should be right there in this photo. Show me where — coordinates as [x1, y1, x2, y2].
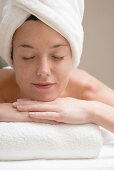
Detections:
[36, 57, 51, 78]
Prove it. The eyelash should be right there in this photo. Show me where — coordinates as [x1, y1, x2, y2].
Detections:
[52, 56, 64, 61]
[21, 56, 64, 61]
[22, 56, 35, 60]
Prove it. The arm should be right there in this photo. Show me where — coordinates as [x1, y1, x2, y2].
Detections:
[0, 103, 31, 122]
[91, 101, 114, 132]
[13, 98, 114, 133]
[82, 78, 114, 107]
[0, 69, 58, 124]
[72, 69, 114, 107]
[0, 103, 58, 124]
[71, 69, 114, 132]
[0, 69, 29, 122]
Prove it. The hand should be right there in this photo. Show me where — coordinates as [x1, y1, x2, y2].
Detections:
[13, 97, 93, 124]
[0, 103, 58, 124]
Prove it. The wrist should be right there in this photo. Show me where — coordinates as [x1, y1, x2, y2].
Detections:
[0, 103, 30, 122]
[85, 101, 102, 124]
[89, 101, 114, 132]
[0, 103, 8, 120]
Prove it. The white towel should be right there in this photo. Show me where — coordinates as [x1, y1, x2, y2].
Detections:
[100, 127, 114, 145]
[0, 0, 84, 68]
[0, 0, 7, 20]
[0, 123, 103, 161]
[0, 145, 114, 170]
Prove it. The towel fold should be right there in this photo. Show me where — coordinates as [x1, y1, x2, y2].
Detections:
[100, 127, 114, 145]
[0, 0, 84, 68]
[0, 123, 103, 161]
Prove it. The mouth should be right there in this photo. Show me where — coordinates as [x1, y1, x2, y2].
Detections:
[32, 83, 56, 89]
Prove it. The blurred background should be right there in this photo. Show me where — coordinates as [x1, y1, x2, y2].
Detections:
[80, 0, 114, 88]
[0, 0, 114, 88]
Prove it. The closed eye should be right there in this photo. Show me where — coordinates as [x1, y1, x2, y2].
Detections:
[52, 56, 64, 61]
[22, 56, 35, 60]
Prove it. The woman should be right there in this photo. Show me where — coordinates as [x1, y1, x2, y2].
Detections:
[0, 1, 114, 133]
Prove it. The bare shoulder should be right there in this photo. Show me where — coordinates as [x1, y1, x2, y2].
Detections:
[69, 68, 113, 100]
[0, 68, 18, 102]
[69, 68, 95, 90]
[66, 69, 91, 99]
[0, 68, 15, 82]
[70, 69, 92, 85]
[71, 68, 107, 88]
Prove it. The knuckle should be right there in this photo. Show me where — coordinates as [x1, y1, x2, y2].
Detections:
[55, 112, 64, 121]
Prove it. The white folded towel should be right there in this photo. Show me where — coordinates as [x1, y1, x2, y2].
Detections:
[100, 127, 114, 145]
[0, 0, 84, 68]
[0, 123, 103, 161]
[0, 145, 114, 170]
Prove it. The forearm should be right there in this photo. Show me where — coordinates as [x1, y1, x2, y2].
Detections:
[95, 88, 114, 107]
[0, 103, 30, 122]
[91, 101, 114, 133]
[0, 103, 58, 124]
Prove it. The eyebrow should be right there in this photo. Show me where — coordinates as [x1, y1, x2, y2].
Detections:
[18, 44, 68, 49]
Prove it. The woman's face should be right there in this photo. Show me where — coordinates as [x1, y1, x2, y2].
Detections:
[12, 20, 72, 101]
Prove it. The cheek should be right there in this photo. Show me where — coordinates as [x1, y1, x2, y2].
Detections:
[13, 63, 33, 88]
[55, 62, 71, 87]
[57, 59, 72, 77]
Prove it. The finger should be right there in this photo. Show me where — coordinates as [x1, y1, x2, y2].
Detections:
[29, 112, 61, 122]
[15, 104, 58, 112]
[29, 117, 59, 125]
[17, 98, 30, 102]
[12, 100, 53, 107]
[14, 99, 57, 106]
[13, 100, 38, 107]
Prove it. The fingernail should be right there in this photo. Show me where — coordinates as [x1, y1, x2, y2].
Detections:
[12, 102, 18, 107]
[17, 105, 23, 109]
[29, 112, 35, 115]
[17, 98, 29, 101]
[17, 99, 22, 102]
[29, 112, 37, 117]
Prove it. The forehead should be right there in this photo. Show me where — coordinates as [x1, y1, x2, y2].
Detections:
[13, 20, 69, 47]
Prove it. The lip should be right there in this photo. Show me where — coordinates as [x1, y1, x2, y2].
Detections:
[32, 83, 56, 89]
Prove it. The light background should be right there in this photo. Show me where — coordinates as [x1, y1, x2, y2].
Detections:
[79, 0, 114, 88]
[0, 0, 114, 88]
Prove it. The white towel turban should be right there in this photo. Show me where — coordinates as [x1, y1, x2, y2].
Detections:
[0, 0, 84, 68]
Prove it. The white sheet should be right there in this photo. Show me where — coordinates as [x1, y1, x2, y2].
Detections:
[0, 145, 114, 170]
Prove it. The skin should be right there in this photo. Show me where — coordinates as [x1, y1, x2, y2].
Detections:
[0, 20, 114, 132]
[12, 20, 73, 102]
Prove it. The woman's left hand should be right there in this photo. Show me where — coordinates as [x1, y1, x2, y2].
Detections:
[12, 97, 94, 124]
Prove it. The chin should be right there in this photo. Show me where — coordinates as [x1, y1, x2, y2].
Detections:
[29, 94, 59, 102]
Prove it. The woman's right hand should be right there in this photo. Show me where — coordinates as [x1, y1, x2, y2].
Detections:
[0, 103, 58, 124]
